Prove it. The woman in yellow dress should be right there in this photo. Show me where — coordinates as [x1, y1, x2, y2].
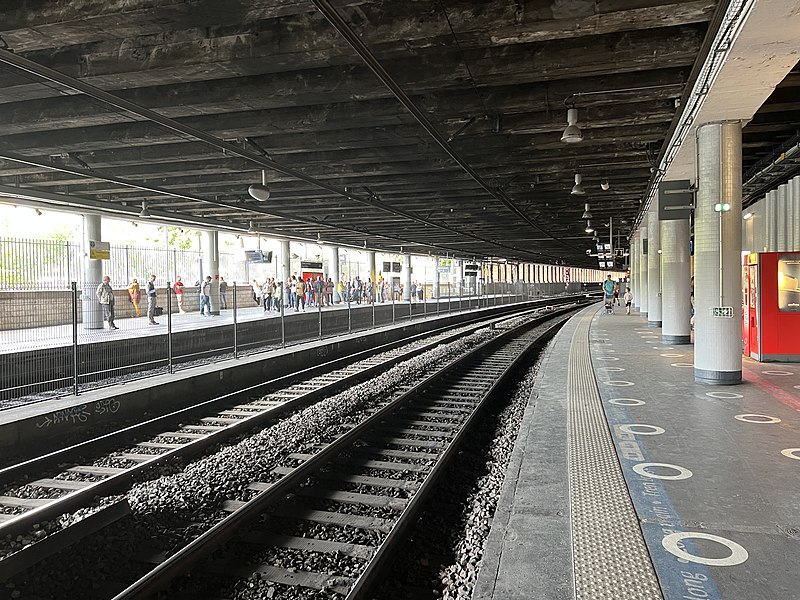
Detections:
[128, 278, 141, 317]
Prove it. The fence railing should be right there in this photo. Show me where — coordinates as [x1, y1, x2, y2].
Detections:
[0, 237, 247, 291]
[0, 280, 585, 407]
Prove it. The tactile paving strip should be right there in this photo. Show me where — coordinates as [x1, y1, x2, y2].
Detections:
[568, 311, 663, 599]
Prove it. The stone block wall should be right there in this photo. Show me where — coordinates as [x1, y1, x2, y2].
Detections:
[0, 286, 202, 331]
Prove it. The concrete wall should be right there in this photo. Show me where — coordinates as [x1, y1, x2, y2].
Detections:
[0, 287, 203, 331]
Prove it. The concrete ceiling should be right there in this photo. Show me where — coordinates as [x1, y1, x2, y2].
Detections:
[664, 0, 800, 190]
[0, 0, 733, 267]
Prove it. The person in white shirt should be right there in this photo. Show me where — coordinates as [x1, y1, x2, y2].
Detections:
[623, 287, 633, 315]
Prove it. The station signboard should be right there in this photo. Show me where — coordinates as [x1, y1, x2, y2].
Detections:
[245, 250, 273, 263]
[89, 240, 110, 260]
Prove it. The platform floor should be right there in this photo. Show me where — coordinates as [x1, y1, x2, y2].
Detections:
[0, 294, 492, 353]
[476, 304, 800, 600]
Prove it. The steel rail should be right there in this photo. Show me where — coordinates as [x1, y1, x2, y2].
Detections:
[0, 297, 578, 543]
[0, 325, 470, 536]
[110, 303, 580, 599]
[346, 311, 568, 598]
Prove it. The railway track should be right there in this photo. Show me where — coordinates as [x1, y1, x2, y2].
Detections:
[0, 298, 585, 584]
[106, 304, 576, 600]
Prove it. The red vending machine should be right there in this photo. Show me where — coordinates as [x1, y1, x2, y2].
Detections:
[743, 252, 800, 361]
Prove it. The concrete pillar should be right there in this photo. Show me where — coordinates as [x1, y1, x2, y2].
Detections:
[661, 218, 692, 344]
[281, 240, 291, 282]
[327, 246, 340, 302]
[433, 257, 441, 298]
[639, 219, 649, 318]
[452, 259, 461, 296]
[82, 214, 103, 329]
[403, 254, 412, 301]
[694, 121, 742, 385]
[205, 230, 220, 315]
[368, 251, 376, 286]
[647, 204, 662, 327]
[631, 234, 639, 309]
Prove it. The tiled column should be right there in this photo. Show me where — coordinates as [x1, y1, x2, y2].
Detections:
[647, 203, 662, 327]
[639, 218, 649, 318]
[660, 218, 692, 344]
[694, 121, 742, 384]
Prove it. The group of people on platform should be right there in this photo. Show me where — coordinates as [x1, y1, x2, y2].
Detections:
[96, 274, 231, 330]
[602, 275, 633, 315]
[247, 274, 429, 314]
[96, 271, 430, 330]
[96, 274, 159, 329]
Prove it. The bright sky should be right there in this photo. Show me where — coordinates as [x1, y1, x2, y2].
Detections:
[0, 203, 339, 260]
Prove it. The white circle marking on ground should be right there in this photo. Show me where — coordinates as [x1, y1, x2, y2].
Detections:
[781, 448, 800, 461]
[606, 380, 635, 387]
[661, 353, 684, 357]
[618, 424, 665, 436]
[734, 414, 782, 424]
[633, 463, 693, 480]
[706, 391, 743, 399]
[661, 532, 749, 566]
[596, 356, 620, 361]
[762, 370, 794, 376]
[610, 398, 645, 406]
[598, 366, 625, 372]
[671, 362, 694, 368]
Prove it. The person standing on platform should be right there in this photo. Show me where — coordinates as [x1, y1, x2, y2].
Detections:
[96, 275, 118, 330]
[146, 274, 159, 325]
[624, 287, 633, 315]
[251, 279, 261, 306]
[127, 278, 141, 317]
[219, 277, 228, 309]
[295, 277, 306, 311]
[200, 275, 212, 316]
[613, 282, 620, 306]
[603, 275, 614, 297]
[173, 276, 185, 313]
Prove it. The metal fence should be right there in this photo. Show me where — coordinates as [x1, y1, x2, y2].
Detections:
[0, 237, 246, 291]
[0, 279, 576, 407]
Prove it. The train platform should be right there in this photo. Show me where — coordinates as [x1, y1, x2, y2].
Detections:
[0, 294, 482, 354]
[476, 304, 800, 600]
[0, 295, 553, 462]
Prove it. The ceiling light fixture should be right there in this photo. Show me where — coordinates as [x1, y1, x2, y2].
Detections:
[561, 108, 583, 143]
[247, 220, 257, 234]
[248, 170, 271, 201]
[581, 203, 592, 220]
[585, 221, 594, 234]
[571, 173, 586, 196]
[139, 201, 151, 218]
[600, 179, 610, 191]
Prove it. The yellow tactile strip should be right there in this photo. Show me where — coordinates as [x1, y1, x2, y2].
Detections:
[568, 311, 663, 599]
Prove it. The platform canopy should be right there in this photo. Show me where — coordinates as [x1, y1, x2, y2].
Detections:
[0, 0, 795, 267]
